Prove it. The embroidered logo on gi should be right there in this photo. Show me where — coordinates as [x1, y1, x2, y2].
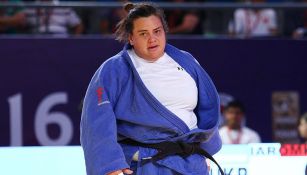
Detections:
[96, 87, 110, 106]
[96, 87, 103, 104]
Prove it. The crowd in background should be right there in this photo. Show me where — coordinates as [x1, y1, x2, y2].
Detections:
[1, 1, 307, 144]
[219, 100, 307, 144]
[1, 0, 307, 38]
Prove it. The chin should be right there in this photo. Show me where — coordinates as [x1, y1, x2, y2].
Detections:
[150, 54, 161, 61]
[152, 51, 164, 59]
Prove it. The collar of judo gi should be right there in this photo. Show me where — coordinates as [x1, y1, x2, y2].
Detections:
[121, 43, 220, 142]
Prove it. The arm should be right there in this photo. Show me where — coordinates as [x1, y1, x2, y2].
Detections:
[181, 50, 222, 155]
[170, 13, 200, 34]
[73, 23, 84, 35]
[0, 12, 25, 27]
[66, 9, 83, 35]
[81, 63, 130, 175]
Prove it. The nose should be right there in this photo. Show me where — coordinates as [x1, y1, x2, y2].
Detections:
[148, 33, 157, 44]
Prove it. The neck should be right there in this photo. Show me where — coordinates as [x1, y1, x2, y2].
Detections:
[227, 125, 241, 131]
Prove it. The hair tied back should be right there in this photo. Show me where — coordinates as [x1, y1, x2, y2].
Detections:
[124, 2, 135, 13]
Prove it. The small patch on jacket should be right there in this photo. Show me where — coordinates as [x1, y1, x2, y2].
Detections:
[96, 87, 103, 104]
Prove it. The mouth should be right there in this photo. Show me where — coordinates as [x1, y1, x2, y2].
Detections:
[147, 45, 159, 52]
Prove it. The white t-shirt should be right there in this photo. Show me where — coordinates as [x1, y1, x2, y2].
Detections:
[219, 126, 261, 144]
[233, 8, 277, 37]
[128, 49, 198, 130]
[25, 7, 81, 34]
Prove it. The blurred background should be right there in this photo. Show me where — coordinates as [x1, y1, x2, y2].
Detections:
[0, 0, 306, 175]
[1, 0, 307, 38]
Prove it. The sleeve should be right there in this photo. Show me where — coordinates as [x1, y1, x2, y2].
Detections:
[182, 51, 222, 155]
[66, 9, 81, 27]
[80, 64, 129, 175]
[200, 129, 222, 155]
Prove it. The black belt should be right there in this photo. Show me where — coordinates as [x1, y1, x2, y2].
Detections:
[120, 138, 224, 175]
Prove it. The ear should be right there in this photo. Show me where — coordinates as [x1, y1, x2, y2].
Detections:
[128, 34, 134, 45]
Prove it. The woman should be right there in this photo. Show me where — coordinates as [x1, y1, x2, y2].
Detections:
[81, 2, 222, 175]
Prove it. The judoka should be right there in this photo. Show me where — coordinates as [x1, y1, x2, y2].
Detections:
[81, 2, 223, 175]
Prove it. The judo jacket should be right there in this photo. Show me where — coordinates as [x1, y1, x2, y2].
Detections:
[81, 43, 222, 175]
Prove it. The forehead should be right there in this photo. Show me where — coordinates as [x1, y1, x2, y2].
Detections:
[132, 15, 162, 31]
[225, 107, 243, 113]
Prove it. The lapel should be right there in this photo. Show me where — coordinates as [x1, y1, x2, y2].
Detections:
[121, 43, 191, 134]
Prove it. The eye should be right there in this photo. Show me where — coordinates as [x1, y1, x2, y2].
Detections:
[140, 32, 147, 37]
[154, 30, 161, 34]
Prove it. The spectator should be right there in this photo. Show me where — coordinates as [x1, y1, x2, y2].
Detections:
[290, 0, 307, 39]
[298, 113, 307, 144]
[219, 100, 261, 144]
[0, 0, 26, 34]
[100, 0, 128, 34]
[165, 0, 204, 35]
[24, 0, 83, 35]
[229, 0, 277, 38]
[283, 0, 307, 38]
[81, 0, 128, 34]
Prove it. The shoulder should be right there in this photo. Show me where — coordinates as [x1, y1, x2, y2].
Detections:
[262, 9, 276, 16]
[243, 127, 261, 140]
[87, 51, 131, 102]
[92, 51, 130, 85]
[218, 126, 228, 134]
[166, 44, 199, 63]
[99, 52, 129, 74]
[243, 127, 258, 135]
[234, 9, 246, 18]
[180, 50, 197, 61]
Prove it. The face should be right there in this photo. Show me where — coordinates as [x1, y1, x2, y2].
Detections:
[224, 107, 244, 129]
[298, 118, 307, 139]
[129, 15, 166, 61]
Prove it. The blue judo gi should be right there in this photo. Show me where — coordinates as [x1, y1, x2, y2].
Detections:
[81, 43, 222, 175]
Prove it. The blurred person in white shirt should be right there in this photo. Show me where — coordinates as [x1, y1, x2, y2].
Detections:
[229, 0, 277, 38]
[24, 0, 83, 35]
[219, 100, 261, 144]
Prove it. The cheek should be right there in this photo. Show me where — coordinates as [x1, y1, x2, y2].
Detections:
[299, 124, 307, 135]
[159, 35, 166, 44]
[135, 39, 147, 49]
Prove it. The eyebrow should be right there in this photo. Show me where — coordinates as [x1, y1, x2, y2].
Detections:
[153, 26, 162, 31]
[137, 26, 162, 33]
[137, 30, 148, 33]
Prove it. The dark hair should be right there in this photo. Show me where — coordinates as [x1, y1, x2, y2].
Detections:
[224, 100, 246, 113]
[115, 2, 168, 43]
[301, 113, 307, 122]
